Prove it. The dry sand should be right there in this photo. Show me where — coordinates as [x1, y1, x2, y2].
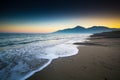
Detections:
[27, 38, 120, 80]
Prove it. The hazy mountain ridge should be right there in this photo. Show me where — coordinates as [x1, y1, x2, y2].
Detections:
[54, 26, 119, 33]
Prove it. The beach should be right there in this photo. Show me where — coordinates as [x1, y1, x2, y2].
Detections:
[27, 32, 120, 80]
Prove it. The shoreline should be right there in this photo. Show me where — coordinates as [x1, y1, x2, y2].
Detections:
[27, 32, 120, 80]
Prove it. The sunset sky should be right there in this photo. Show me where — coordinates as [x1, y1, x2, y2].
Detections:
[0, 0, 120, 33]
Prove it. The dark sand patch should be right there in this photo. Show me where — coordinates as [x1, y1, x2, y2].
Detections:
[74, 42, 104, 46]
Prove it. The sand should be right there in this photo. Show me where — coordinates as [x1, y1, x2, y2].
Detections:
[27, 38, 120, 80]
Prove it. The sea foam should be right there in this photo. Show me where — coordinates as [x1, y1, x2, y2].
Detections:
[0, 33, 91, 80]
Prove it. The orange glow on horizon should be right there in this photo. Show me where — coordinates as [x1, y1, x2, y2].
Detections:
[0, 25, 61, 33]
[0, 16, 120, 33]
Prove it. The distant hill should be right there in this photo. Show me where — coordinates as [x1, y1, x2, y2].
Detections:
[90, 30, 120, 38]
[54, 26, 118, 33]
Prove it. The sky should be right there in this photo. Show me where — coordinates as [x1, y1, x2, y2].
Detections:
[0, 0, 120, 33]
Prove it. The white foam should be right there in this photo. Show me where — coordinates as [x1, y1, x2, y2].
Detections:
[20, 59, 52, 80]
[0, 33, 92, 80]
[44, 44, 78, 59]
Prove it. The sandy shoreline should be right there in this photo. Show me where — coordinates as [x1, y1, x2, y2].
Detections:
[27, 36, 120, 80]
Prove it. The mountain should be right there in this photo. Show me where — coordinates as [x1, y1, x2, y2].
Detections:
[55, 26, 85, 33]
[54, 26, 118, 33]
[86, 26, 111, 33]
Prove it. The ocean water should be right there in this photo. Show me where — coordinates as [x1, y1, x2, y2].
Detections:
[0, 33, 91, 80]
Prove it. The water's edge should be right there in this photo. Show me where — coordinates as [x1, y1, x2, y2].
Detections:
[0, 33, 91, 80]
[24, 46, 79, 80]
[22, 59, 52, 80]
[24, 42, 84, 80]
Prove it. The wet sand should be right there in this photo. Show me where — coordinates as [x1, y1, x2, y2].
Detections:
[27, 32, 120, 80]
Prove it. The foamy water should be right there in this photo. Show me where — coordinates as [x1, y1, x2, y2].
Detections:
[0, 33, 91, 80]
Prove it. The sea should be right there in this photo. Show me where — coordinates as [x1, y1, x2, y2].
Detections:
[0, 33, 91, 80]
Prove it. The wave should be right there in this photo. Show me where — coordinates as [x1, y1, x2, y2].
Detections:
[0, 40, 44, 47]
[0, 33, 91, 80]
